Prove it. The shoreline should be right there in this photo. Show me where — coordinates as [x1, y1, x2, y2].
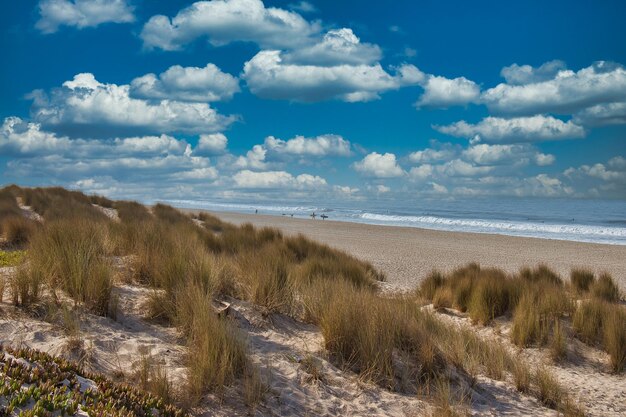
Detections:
[183, 208, 626, 292]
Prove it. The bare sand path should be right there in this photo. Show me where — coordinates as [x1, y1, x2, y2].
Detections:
[191, 211, 626, 292]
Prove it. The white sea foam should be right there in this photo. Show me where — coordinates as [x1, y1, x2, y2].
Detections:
[359, 213, 626, 245]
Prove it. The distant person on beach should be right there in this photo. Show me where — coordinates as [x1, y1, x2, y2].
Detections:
[255, 209, 258, 214]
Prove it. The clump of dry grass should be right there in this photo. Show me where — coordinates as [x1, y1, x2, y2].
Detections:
[510, 285, 572, 348]
[519, 264, 563, 286]
[590, 272, 620, 302]
[603, 306, 626, 373]
[134, 349, 173, 404]
[573, 298, 625, 372]
[10, 264, 43, 306]
[20, 186, 107, 221]
[570, 268, 595, 294]
[28, 218, 113, 315]
[535, 367, 563, 409]
[179, 283, 247, 400]
[466, 268, 510, 324]
[115, 200, 152, 223]
[418, 270, 445, 300]
[1, 216, 38, 246]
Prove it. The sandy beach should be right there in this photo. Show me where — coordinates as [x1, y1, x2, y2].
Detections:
[196, 211, 626, 292]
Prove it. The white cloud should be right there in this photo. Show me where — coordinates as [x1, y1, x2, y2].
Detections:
[195, 133, 228, 155]
[416, 75, 480, 108]
[566, 161, 626, 183]
[171, 167, 219, 180]
[500, 60, 566, 85]
[0, 117, 193, 158]
[30, 73, 235, 137]
[140, 0, 320, 51]
[232, 169, 326, 189]
[482, 61, 626, 116]
[233, 145, 268, 170]
[462, 143, 554, 166]
[408, 142, 458, 163]
[353, 152, 405, 178]
[436, 159, 494, 177]
[242, 50, 422, 102]
[1, 117, 70, 155]
[288, 1, 317, 13]
[283, 28, 381, 66]
[264, 134, 352, 156]
[408, 164, 433, 180]
[435, 115, 585, 143]
[573, 101, 626, 126]
[36, 0, 134, 33]
[130, 63, 239, 102]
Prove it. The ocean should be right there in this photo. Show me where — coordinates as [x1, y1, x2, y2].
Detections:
[160, 197, 626, 246]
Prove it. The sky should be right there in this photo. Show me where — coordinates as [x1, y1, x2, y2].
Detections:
[1, 0, 625, 204]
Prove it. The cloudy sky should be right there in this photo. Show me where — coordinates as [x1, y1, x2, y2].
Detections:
[1, 0, 625, 202]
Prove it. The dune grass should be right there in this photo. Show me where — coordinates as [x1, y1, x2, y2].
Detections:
[573, 298, 626, 372]
[590, 273, 620, 302]
[570, 268, 595, 294]
[27, 218, 113, 315]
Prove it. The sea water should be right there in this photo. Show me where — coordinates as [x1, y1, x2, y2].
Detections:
[161, 197, 626, 246]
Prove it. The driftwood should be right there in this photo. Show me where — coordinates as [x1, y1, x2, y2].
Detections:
[213, 300, 231, 318]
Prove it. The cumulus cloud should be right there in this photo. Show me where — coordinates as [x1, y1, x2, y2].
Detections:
[408, 142, 458, 163]
[500, 60, 566, 85]
[130, 64, 239, 102]
[232, 169, 326, 189]
[36, 0, 134, 33]
[353, 152, 405, 178]
[288, 1, 317, 13]
[435, 115, 585, 143]
[462, 143, 554, 166]
[482, 61, 626, 116]
[195, 133, 228, 155]
[140, 0, 320, 51]
[573, 101, 626, 126]
[416, 75, 480, 108]
[264, 134, 352, 157]
[232, 145, 269, 170]
[283, 28, 382, 66]
[0, 116, 195, 159]
[29, 73, 236, 137]
[565, 157, 626, 183]
[242, 50, 422, 102]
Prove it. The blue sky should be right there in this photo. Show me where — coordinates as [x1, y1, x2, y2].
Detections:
[1, 0, 625, 202]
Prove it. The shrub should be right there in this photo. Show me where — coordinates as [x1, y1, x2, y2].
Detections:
[591, 273, 620, 302]
[570, 268, 595, 294]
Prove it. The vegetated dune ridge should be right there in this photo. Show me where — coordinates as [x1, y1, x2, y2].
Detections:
[0, 186, 623, 416]
[202, 211, 626, 293]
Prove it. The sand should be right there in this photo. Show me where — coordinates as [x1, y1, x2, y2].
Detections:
[198, 211, 626, 292]
[2, 204, 624, 416]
